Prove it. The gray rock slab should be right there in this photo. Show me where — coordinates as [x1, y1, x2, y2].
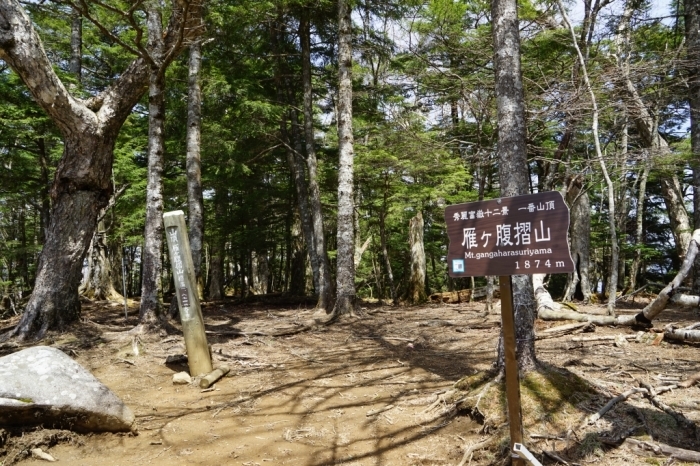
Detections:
[0, 346, 135, 433]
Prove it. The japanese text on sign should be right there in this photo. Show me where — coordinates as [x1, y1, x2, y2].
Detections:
[167, 227, 192, 319]
[444, 192, 574, 277]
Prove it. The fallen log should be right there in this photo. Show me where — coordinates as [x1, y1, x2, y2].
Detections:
[664, 324, 700, 343]
[670, 294, 700, 308]
[537, 229, 700, 328]
[200, 365, 230, 389]
[570, 334, 637, 343]
[429, 287, 500, 304]
[623, 438, 700, 462]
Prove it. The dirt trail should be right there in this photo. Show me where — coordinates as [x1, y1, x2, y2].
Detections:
[3, 298, 700, 465]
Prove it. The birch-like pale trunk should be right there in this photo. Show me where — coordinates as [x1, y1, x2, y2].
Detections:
[300, 10, 333, 312]
[558, 0, 618, 316]
[0, 0, 194, 340]
[335, 0, 357, 316]
[186, 41, 205, 299]
[492, 0, 537, 371]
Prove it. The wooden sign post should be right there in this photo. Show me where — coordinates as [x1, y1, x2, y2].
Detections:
[445, 192, 574, 465]
[163, 211, 213, 377]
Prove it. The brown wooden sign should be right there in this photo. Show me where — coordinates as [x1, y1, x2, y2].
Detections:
[445, 191, 574, 277]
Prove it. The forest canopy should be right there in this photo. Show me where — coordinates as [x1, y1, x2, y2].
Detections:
[0, 0, 696, 329]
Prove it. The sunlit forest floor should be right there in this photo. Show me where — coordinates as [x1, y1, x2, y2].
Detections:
[1, 295, 700, 465]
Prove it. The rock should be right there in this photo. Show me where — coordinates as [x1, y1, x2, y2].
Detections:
[614, 334, 630, 347]
[165, 354, 188, 365]
[0, 346, 135, 433]
[31, 448, 57, 462]
[172, 371, 192, 385]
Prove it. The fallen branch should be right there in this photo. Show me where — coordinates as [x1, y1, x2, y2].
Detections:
[579, 387, 647, 429]
[366, 404, 395, 417]
[580, 383, 679, 430]
[570, 334, 637, 343]
[679, 371, 700, 388]
[639, 381, 696, 434]
[206, 323, 315, 338]
[535, 322, 594, 340]
[623, 438, 700, 462]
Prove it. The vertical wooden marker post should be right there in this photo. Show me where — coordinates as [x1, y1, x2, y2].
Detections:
[444, 192, 574, 465]
[500, 276, 524, 466]
[163, 210, 213, 376]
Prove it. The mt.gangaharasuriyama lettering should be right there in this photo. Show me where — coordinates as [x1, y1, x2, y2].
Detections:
[444, 192, 574, 277]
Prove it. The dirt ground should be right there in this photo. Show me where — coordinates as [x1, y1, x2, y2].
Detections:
[2, 295, 700, 465]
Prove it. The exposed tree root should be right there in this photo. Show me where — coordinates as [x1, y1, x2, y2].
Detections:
[456, 436, 498, 466]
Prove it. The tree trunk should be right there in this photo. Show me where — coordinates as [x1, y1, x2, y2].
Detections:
[380, 176, 397, 303]
[139, 8, 166, 326]
[207, 189, 227, 300]
[250, 251, 269, 295]
[0, 0, 196, 340]
[405, 212, 427, 304]
[562, 176, 592, 302]
[559, 0, 618, 315]
[69, 6, 82, 81]
[186, 41, 205, 300]
[628, 153, 651, 293]
[79, 221, 122, 301]
[271, 12, 318, 300]
[300, 9, 333, 312]
[289, 212, 307, 295]
[492, 0, 537, 371]
[688, 0, 700, 293]
[334, 0, 357, 316]
[614, 0, 692, 261]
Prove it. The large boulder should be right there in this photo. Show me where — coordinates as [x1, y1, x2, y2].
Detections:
[0, 346, 135, 433]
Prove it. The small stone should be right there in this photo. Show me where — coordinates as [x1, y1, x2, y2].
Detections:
[31, 448, 57, 462]
[172, 372, 192, 385]
[614, 335, 629, 347]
